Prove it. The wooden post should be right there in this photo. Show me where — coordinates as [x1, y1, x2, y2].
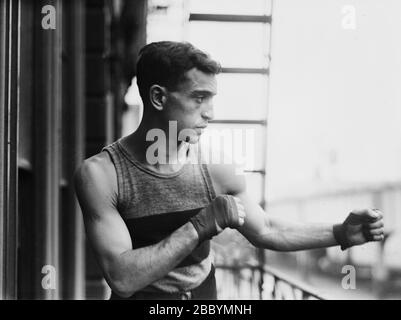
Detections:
[0, 0, 20, 300]
[60, 0, 86, 300]
[33, 0, 63, 300]
[0, 0, 7, 300]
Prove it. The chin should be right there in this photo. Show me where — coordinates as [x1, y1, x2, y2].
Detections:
[178, 128, 202, 144]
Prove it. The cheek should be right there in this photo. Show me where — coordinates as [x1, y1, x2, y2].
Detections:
[174, 105, 201, 124]
[165, 97, 202, 127]
[176, 115, 197, 130]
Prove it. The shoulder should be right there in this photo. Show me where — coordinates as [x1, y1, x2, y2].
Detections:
[74, 151, 115, 185]
[74, 151, 118, 209]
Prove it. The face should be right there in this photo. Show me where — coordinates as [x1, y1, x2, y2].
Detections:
[163, 68, 217, 143]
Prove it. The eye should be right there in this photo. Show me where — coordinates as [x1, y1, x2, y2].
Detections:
[195, 96, 205, 104]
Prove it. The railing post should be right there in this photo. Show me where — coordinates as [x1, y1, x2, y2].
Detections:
[371, 190, 388, 298]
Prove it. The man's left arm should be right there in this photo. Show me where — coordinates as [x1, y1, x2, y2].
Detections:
[208, 164, 384, 251]
[236, 191, 384, 251]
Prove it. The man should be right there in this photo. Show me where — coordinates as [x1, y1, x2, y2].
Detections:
[74, 41, 385, 300]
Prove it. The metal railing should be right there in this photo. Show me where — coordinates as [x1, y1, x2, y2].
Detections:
[215, 183, 401, 300]
[215, 264, 326, 300]
[264, 265, 326, 300]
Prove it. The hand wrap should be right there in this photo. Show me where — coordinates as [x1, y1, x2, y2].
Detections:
[333, 212, 375, 251]
[333, 223, 350, 251]
[190, 195, 239, 243]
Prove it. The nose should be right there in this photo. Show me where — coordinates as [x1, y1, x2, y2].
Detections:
[201, 102, 214, 121]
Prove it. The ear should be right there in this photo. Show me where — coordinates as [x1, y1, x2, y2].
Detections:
[149, 85, 167, 111]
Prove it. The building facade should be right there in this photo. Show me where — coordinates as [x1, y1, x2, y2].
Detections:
[0, 0, 147, 299]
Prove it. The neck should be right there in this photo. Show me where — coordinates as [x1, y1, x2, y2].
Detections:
[123, 113, 189, 166]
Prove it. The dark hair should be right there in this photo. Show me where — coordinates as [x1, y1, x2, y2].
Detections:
[136, 41, 221, 105]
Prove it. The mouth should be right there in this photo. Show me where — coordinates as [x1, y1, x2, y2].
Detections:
[196, 124, 208, 129]
[195, 126, 207, 135]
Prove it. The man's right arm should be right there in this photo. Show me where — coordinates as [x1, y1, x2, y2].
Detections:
[73, 155, 199, 298]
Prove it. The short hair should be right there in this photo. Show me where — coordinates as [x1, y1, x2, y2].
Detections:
[136, 41, 221, 105]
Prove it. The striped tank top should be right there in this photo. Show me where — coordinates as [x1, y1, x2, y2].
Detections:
[102, 140, 216, 296]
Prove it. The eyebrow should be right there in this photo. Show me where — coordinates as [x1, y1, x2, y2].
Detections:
[190, 90, 216, 96]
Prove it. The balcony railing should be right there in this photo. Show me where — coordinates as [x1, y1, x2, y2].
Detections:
[215, 264, 326, 300]
[215, 183, 401, 300]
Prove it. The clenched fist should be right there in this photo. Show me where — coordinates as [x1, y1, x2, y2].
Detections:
[333, 208, 384, 250]
[190, 195, 246, 243]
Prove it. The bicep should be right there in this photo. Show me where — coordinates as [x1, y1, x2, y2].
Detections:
[83, 206, 132, 269]
[74, 162, 132, 275]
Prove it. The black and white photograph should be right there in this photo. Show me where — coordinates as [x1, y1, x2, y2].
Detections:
[0, 0, 400, 305]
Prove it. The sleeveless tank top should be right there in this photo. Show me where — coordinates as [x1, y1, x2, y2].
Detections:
[102, 140, 217, 295]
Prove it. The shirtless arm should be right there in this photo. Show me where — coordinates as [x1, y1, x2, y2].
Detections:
[208, 164, 384, 251]
[74, 153, 199, 298]
[238, 191, 383, 251]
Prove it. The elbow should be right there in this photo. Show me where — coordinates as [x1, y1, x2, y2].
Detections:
[108, 274, 135, 298]
[110, 280, 135, 299]
[104, 255, 148, 298]
[106, 267, 137, 298]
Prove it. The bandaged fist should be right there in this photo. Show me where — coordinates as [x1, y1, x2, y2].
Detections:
[214, 195, 245, 231]
[190, 195, 246, 243]
[333, 208, 384, 250]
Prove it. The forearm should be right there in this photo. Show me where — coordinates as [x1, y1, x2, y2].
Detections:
[255, 216, 338, 251]
[109, 222, 199, 297]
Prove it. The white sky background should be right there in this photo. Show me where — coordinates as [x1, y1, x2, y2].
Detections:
[267, 0, 401, 199]
[126, 0, 401, 201]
